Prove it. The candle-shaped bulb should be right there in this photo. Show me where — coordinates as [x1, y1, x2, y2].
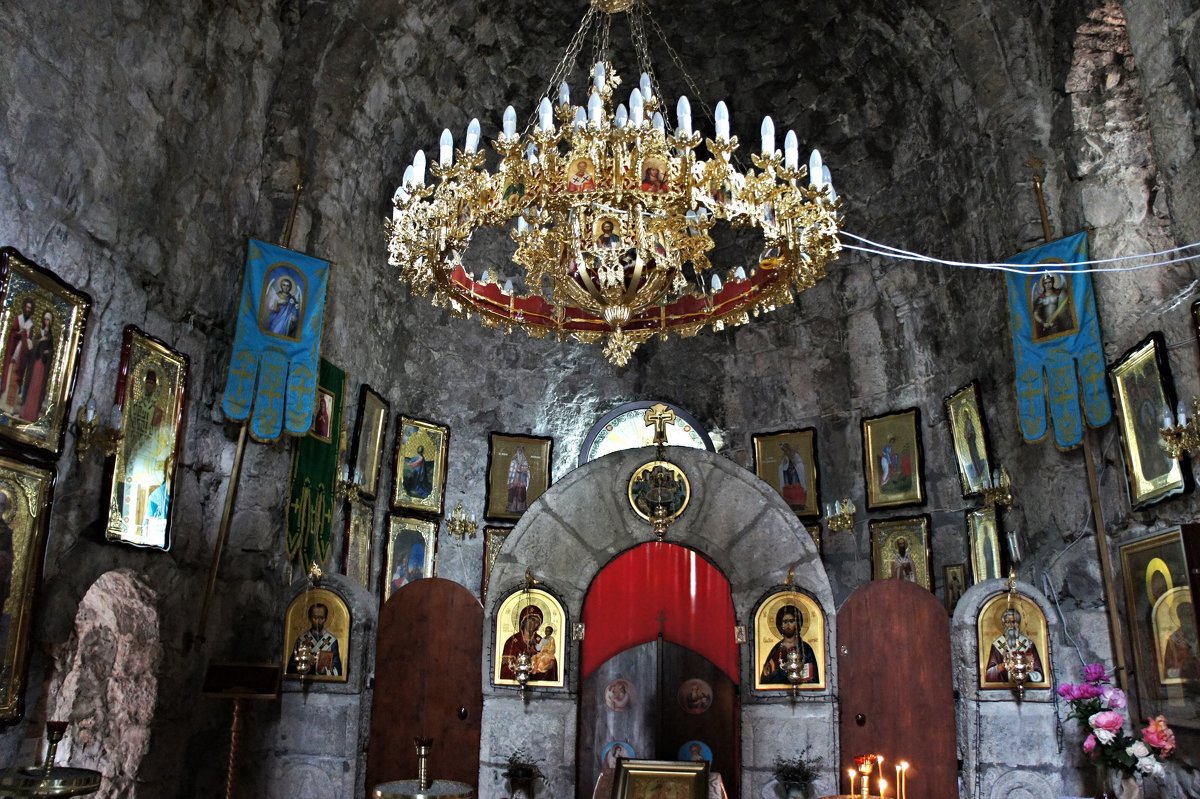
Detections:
[525, 143, 538, 164]
[614, 104, 628, 128]
[1164, 404, 1175, 429]
[652, 112, 665, 132]
[710, 274, 723, 293]
[538, 97, 554, 132]
[399, 166, 414, 192]
[464, 118, 481, 154]
[480, 270, 491, 284]
[1177, 400, 1187, 426]
[516, 216, 529, 234]
[760, 115, 775, 155]
[588, 92, 603, 124]
[823, 164, 837, 201]
[734, 266, 746, 281]
[677, 96, 692, 136]
[438, 129, 453, 167]
[629, 88, 644, 126]
[503, 279, 514, 295]
[85, 398, 97, 423]
[809, 149, 824, 188]
[639, 71, 652, 100]
[558, 81, 570, 106]
[714, 100, 730, 141]
[412, 149, 426, 186]
[593, 61, 606, 90]
[784, 130, 799, 169]
[502, 105, 517, 137]
[574, 107, 587, 129]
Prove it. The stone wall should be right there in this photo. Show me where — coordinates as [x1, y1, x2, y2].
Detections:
[0, 0, 1198, 795]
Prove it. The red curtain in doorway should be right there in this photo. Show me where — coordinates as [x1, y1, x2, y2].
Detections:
[580, 542, 738, 681]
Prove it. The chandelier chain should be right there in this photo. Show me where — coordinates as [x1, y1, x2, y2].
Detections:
[629, 6, 669, 128]
[526, 5, 600, 132]
[644, 7, 714, 131]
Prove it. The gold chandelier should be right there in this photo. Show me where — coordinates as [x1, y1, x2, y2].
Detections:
[386, 0, 842, 366]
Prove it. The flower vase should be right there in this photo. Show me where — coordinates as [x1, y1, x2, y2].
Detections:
[507, 774, 535, 799]
[1094, 764, 1142, 799]
[782, 782, 807, 799]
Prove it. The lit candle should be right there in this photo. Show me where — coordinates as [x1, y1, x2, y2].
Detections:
[895, 765, 901, 799]
[880, 777, 887, 798]
[849, 768, 857, 795]
[900, 761, 909, 799]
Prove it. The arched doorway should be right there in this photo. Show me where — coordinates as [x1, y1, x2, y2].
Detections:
[576, 542, 739, 799]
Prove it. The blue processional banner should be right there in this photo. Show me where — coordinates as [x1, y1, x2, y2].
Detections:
[221, 239, 330, 442]
[1005, 231, 1111, 449]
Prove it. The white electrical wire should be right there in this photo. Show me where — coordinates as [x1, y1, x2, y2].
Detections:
[839, 231, 1200, 275]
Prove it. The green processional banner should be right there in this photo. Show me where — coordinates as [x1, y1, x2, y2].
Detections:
[286, 358, 346, 565]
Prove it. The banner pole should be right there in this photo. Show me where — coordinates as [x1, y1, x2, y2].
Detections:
[1030, 169, 1127, 687]
[197, 179, 306, 647]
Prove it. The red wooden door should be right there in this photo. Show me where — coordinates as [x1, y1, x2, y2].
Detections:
[837, 580, 957, 798]
[365, 578, 483, 796]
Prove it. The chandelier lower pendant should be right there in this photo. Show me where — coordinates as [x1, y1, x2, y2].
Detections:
[386, 4, 842, 366]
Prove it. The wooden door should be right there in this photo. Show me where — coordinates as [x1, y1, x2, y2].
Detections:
[577, 640, 738, 799]
[365, 578, 483, 796]
[837, 579, 956, 798]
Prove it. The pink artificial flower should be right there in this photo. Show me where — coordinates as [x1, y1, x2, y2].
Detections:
[1089, 710, 1125, 744]
[1141, 716, 1175, 758]
[1083, 734, 1097, 755]
[1058, 683, 1082, 701]
[1083, 663, 1110, 683]
[1075, 682, 1104, 700]
[1101, 686, 1127, 710]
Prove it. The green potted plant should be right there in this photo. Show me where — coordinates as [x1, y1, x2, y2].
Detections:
[773, 746, 823, 799]
[503, 748, 546, 799]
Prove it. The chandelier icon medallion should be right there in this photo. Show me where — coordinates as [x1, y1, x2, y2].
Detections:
[386, 0, 843, 365]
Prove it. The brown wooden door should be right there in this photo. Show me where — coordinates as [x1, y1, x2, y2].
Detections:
[577, 640, 738, 799]
[837, 580, 956, 798]
[365, 578, 483, 796]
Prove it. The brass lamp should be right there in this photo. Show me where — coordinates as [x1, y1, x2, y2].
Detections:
[445, 502, 478, 539]
[74, 401, 122, 462]
[1160, 398, 1200, 459]
[824, 498, 856, 532]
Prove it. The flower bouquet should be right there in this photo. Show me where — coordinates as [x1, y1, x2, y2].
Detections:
[1059, 663, 1175, 781]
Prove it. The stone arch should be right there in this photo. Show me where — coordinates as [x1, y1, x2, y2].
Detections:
[45, 569, 161, 799]
[479, 446, 835, 799]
